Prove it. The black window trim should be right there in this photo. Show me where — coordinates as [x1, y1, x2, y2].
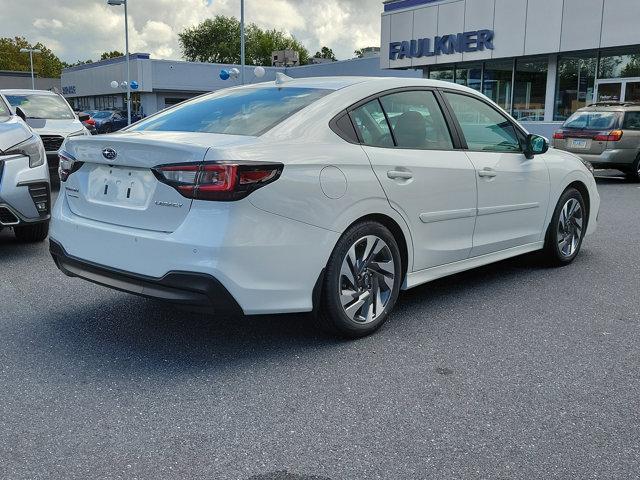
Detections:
[438, 88, 528, 154]
[328, 86, 465, 150]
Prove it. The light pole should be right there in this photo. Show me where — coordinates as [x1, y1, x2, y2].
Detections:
[240, 0, 245, 85]
[107, 0, 131, 125]
[19, 48, 42, 90]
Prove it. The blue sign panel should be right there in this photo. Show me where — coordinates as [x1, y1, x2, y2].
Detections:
[389, 30, 494, 60]
[384, 0, 441, 12]
[62, 86, 76, 95]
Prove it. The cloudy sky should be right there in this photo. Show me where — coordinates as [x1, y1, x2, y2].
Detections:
[1, 0, 383, 63]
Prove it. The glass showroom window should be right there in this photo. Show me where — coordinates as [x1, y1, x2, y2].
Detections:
[428, 66, 454, 82]
[455, 64, 482, 91]
[599, 47, 640, 79]
[512, 57, 548, 121]
[554, 52, 597, 121]
[482, 60, 513, 112]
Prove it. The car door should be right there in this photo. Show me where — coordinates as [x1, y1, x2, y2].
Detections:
[442, 91, 550, 257]
[350, 90, 478, 271]
[112, 113, 126, 130]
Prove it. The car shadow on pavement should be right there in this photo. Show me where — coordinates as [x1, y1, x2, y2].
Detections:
[24, 250, 557, 377]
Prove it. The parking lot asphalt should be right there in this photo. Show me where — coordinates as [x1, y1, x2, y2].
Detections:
[1, 173, 639, 480]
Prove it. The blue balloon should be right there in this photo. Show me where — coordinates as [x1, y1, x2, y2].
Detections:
[130, 80, 139, 90]
[219, 69, 230, 81]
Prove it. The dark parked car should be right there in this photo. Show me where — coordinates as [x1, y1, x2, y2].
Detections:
[77, 111, 97, 135]
[92, 110, 128, 133]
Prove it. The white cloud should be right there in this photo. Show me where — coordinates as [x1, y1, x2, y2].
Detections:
[33, 18, 64, 30]
[0, 0, 383, 63]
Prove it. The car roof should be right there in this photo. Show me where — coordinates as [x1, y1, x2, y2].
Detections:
[577, 102, 640, 112]
[235, 76, 478, 95]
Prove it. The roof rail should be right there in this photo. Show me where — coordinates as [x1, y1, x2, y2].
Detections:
[587, 101, 640, 107]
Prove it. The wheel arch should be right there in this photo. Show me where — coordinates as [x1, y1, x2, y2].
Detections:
[566, 180, 590, 230]
[345, 213, 410, 284]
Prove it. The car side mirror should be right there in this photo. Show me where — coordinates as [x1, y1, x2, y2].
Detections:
[15, 106, 27, 122]
[524, 134, 549, 159]
[78, 114, 90, 122]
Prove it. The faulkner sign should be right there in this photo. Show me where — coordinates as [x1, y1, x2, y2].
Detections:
[389, 29, 494, 60]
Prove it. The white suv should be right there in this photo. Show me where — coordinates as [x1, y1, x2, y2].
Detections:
[0, 89, 89, 172]
[50, 77, 599, 338]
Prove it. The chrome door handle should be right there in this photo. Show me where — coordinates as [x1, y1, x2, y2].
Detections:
[387, 170, 413, 180]
[478, 168, 497, 178]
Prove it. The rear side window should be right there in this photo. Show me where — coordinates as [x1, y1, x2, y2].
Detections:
[444, 92, 521, 152]
[130, 87, 330, 136]
[563, 111, 620, 130]
[379, 91, 453, 150]
[623, 111, 640, 130]
[350, 100, 394, 148]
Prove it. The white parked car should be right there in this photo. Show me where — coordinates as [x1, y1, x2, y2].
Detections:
[49, 77, 599, 338]
[0, 89, 89, 172]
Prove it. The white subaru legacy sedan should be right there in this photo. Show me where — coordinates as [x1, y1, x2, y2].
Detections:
[50, 76, 599, 338]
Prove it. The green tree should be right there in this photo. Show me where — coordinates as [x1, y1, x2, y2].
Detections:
[100, 50, 124, 60]
[0, 36, 65, 78]
[314, 46, 336, 61]
[354, 49, 364, 58]
[179, 15, 309, 66]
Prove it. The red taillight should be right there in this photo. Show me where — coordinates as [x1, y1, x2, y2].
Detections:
[593, 130, 623, 142]
[58, 151, 83, 182]
[153, 162, 283, 201]
[553, 131, 565, 140]
[85, 119, 96, 126]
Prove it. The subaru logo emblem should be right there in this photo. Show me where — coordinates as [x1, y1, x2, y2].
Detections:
[102, 148, 117, 161]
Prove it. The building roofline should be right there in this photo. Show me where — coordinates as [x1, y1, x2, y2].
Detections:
[63, 53, 151, 73]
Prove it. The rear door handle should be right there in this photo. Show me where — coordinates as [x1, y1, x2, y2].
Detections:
[387, 170, 413, 180]
[478, 168, 497, 178]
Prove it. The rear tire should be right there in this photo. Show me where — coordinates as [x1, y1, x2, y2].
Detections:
[317, 221, 402, 338]
[626, 156, 640, 182]
[14, 221, 49, 243]
[543, 188, 586, 266]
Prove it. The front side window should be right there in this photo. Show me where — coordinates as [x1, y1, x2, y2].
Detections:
[445, 92, 521, 152]
[5, 93, 75, 120]
[350, 100, 394, 148]
[379, 91, 453, 150]
[131, 87, 330, 136]
[0, 96, 9, 118]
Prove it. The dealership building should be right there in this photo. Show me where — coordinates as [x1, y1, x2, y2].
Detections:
[381, 0, 640, 136]
[61, 0, 640, 137]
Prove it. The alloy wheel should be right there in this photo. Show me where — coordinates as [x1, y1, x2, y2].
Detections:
[339, 235, 395, 324]
[557, 198, 583, 258]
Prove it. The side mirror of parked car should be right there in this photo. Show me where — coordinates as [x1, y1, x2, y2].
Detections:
[15, 106, 27, 122]
[524, 134, 549, 159]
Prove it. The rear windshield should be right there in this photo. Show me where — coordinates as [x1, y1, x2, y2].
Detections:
[5, 93, 75, 120]
[130, 87, 331, 136]
[563, 111, 620, 130]
[92, 111, 113, 118]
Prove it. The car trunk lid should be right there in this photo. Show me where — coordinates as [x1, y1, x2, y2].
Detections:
[61, 131, 253, 232]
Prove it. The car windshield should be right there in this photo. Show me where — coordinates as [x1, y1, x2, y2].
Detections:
[5, 93, 75, 119]
[563, 111, 620, 130]
[130, 87, 331, 136]
[0, 97, 9, 118]
[92, 111, 113, 118]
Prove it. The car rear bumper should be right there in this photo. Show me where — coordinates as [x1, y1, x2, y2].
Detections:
[50, 191, 339, 315]
[50, 239, 243, 315]
[563, 149, 638, 168]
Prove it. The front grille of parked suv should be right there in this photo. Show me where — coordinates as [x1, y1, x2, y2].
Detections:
[39, 135, 65, 152]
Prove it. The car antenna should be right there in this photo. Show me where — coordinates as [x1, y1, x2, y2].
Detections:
[275, 73, 293, 85]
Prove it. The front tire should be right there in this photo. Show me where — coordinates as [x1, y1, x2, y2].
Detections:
[317, 221, 402, 338]
[14, 221, 49, 243]
[543, 188, 586, 266]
